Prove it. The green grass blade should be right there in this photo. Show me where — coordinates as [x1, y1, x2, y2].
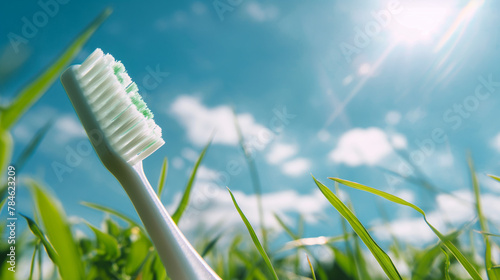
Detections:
[413, 219, 475, 280]
[337, 183, 362, 280]
[233, 109, 267, 248]
[274, 213, 329, 279]
[412, 244, 442, 280]
[28, 179, 84, 279]
[81, 201, 144, 232]
[476, 231, 500, 238]
[469, 157, 499, 280]
[330, 177, 483, 280]
[312, 176, 401, 280]
[488, 174, 500, 182]
[0, 130, 13, 187]
[20, 213, 59, 264]
[0, 196, 6, 215]
[353, 234, 372, 280]
[130, 249, 154, 280]
[29, 241, 38, 280]
[86, 223, 121, 259]
[306, 255, 317, 280]
[0, 8, 111, 129]
[14, 120, 52, 172]
[156, 157, 168, 198]
[227, 188, 279, 280]
[37, 242, 43, 280]
[274, 213, 299, 239]
[441, 247, 451, 280]
[172, 138, 211, 223]
[201, 233, 223, 257]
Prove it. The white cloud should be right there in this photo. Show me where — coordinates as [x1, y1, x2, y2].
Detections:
[12, 106, 85, 147]
[169, 96, 271, 147]
[181, 147, 198, 162]
[330, 127, 406, 166]
[390, 133, 407, 149]
[374, 190, 500, 245]
[175, 188, 329, 234]
[266, 143, 298, 164]
[491, 132, 500, 152]
[172, 157, 184, 169]
[246, 2, 279, 22]
[12, 123, 31, 142]
[385, 111, 402, 125]
[393, 189, 415, 203]
[317, 129, 331, 142]
[282, 158, 311, 177]
[53, 115, 86, 144]
[196, 165, 220, 181]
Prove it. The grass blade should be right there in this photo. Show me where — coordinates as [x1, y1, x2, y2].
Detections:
[28, 179, 84, 279]
[130, 249, 154, 280]
[475, 231, 500, 238]
[441, 247, 452, 280]
[14, 120, 52, 172]
[201, 233, 223, 257]
[233, 109, 267, 248]
[0, 9, 111, 129]
[312, 176, 401, 280]
[29, 241, 38, 280]
[469, 157, 499, 280]
[330, 177, 483, 280]
[0, 196, 6, 215]
[80, 201, 145, 233]
[413, 219, 476, 279]
[0, 130, 13, 187]
[20, 213, 58, 264]
[306, 255, 317, 280]
[227, 188, 279, 280]
[86, 223, 121, 259]
[274, 213, 299, 239]
[488, 174, 500, 183]
[172, 138, 211, 223]
[156, 157, 168, 198]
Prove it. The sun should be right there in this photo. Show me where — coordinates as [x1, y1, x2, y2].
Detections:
[388, 0, 457, 45]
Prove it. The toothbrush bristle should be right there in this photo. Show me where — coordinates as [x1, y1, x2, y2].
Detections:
[76, 48, 164, 165]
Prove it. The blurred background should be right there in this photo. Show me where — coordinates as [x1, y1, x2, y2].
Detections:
[1, 0, 500, 277]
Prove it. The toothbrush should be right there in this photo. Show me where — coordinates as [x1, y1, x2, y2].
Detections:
[60, 48, 221, 280]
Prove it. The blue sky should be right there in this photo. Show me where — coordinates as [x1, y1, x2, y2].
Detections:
[2, 0, 500, 256]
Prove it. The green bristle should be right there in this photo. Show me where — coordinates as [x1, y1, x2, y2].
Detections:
[112, 60, 154, 120]
[113, 62, 126, 85]
[126, 82, 139, 94]
[130, 92, 154, 119]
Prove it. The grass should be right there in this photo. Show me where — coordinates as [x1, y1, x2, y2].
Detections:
[1, 7, 500, 280]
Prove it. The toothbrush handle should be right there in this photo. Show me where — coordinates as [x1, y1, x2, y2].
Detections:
[117, 162, 221, 280]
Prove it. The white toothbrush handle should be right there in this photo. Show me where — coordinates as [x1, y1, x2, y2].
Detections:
[117, 162, 221, 280]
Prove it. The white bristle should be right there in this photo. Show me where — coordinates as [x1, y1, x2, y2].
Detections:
[75, 48, 164, 164]
[77, 49, 103, 76]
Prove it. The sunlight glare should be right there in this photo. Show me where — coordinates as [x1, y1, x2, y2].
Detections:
[389, 0, 457, 45]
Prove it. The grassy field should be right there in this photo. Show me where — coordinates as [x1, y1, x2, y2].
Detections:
[1, 8, 499, 280]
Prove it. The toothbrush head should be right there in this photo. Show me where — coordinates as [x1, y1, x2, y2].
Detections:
[61, 48, 165, 167]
